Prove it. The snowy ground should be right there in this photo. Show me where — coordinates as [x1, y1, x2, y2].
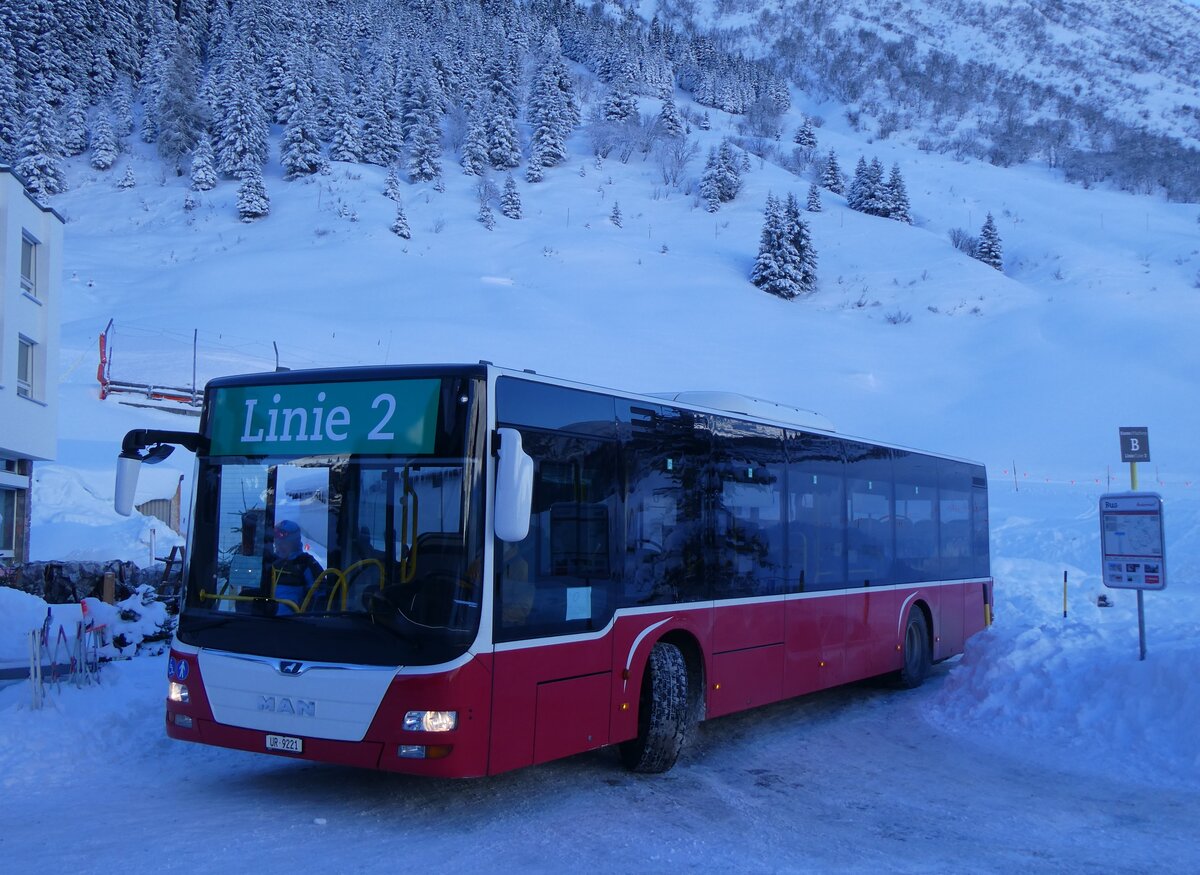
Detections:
[3, 484, 1197, 872]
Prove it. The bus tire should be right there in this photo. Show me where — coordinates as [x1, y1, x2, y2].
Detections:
[897, 608, 931, 689]
[620, 641, 691, 774]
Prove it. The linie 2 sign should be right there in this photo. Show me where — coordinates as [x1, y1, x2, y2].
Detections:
[1099, 492, 1166, 591]
[208, 379, 441, 456]
[1119, 427, 1150, 463]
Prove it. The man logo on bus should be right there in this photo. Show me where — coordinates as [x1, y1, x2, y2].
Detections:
[258, 695, 316, 717]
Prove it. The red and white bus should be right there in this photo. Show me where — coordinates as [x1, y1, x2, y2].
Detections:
[115, 363, 992, 777]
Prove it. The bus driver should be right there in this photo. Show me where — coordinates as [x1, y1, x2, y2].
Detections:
[271, 519, 325, 613]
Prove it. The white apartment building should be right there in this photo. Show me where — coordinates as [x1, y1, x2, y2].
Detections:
[0, 166, 64, 563]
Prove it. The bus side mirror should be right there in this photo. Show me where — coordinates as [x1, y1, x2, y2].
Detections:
[114, 454, 141, 516]
[494, 427, 533, 542]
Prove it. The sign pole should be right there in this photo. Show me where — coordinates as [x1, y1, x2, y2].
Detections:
[1137, 590, 1146, 661]
[1129, 459, 1146, 660]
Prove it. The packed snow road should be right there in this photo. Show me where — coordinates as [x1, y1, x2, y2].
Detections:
[1, 655, 1194, 873]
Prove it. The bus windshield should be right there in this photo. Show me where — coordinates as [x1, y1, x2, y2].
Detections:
[178, 375, 486, 666]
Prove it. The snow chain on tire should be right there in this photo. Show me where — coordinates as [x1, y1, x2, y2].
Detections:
[620, 641, 691, 773]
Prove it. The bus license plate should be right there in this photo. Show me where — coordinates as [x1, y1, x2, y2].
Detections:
[266, 734, 303, 754]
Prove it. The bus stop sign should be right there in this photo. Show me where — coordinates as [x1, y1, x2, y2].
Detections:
[1099, 492, 1166, 591]
[1119, 427, 1150, 462]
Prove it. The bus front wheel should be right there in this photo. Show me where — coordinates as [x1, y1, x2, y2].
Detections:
[897, 608, 931, 689]
[620, 641, 691, 774]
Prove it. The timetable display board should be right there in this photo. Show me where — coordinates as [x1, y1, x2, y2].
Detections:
[1099, 492, 1166, 591]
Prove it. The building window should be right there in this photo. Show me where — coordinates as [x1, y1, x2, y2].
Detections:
[17, 336, 35, 398]
[21, 232, 38, 296]
[0, 488, 15, 556]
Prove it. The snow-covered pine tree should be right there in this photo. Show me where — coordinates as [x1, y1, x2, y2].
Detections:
[821, 149, 844, 194]
[407, 110, 443, 183]
[214, 52, 269, 177]
[501, 174, 521, 219]
[976, 213, 1003, 270]
[700, 148, 721, 212]
[526, 35, 573, 173]
[190, 134, 218, 190]
[14, 73, 66, 195]
[610, 201, 622, 227]
[887, 163, 912, 224]
[280, 97, 325, 180]
[237, 166, 270, 222]
[359, 76, 402, 168]
[271, 46, 314, 126]
[329, 110, 362, 164]
[461, 106, 489, 176]
[659, 94, 685, 138]
[61, 89, 89, 156]
[793, 118, 816, 150]
[751, 194, 794, 299]
[391, 201, 411, 238]
[478, 200, 495, 230]
[785, 192, 818, 295]
[156, 28, 203, 174]
[486, 100, 520, 171]
[715, 139, 743, 202]
[112, 76, 134, 138]
[603, 71, 638, 124]
[698, 111, 711, 131]
[0, 25, 19, 163]
[116, 165, 135, 189]
[89, 110, 118, 170]
[806, 182, 821, 212]
[862, 157, 889, 217]
[525, 153, 543, 183]
[384, 166, 403, 201]
[846, 156, 869, 212]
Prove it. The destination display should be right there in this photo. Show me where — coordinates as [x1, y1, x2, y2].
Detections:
[209, 379, 441, 456]
[1099, 492, 1167, 591]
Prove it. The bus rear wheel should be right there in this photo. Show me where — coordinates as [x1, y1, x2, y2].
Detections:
[620, 641, 691, 773]
[897, 608, 931, 689]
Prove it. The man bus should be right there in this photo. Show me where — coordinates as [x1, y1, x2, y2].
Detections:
[115, 362, 992, 777]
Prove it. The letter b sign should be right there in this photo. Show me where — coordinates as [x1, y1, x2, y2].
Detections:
[1119, 427, 1150, 463]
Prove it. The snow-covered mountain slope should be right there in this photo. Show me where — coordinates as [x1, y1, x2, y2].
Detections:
[659, 0, 1200, 198]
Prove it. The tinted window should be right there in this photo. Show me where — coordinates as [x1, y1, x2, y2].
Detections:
[495, 429, 620, 641]
[496, 377, 617, 438]
[892, 450, 940, 584]
[619, 403, 708, 607]
[786, 432, 846, 591]
[845, 442, 893, 586]
[711, 417, 787, 598]
[938, 460, 973, 579]
[971, 469, 991, 578]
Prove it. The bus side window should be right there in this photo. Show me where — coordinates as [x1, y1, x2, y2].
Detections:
[787, 432, 847, 592]
[845, 442, 893, 587]
[494, 429, 619, 640]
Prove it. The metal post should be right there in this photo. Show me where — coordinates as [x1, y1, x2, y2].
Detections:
[192, 328, 198, 404]
[1137, 590, 1147, 661]
[1062, 570, 1068, 618]
[1130, 461, 1138, 491]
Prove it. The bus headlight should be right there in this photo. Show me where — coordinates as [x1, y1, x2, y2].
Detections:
[403, 710, 457, 732]
[169, 682, 189, 704]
